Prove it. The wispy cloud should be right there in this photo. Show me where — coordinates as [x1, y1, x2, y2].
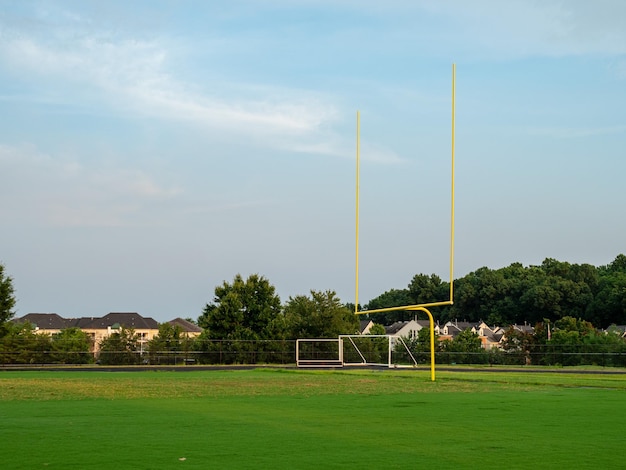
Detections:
[0, 7, 341, 146]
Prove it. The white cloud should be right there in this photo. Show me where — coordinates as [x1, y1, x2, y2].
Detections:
[284, 135, 406, 164]
[0, 18, 339, 141]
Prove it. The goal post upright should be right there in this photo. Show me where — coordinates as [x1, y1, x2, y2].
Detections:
[449, 63, 456, 302]
[353, 63, 457, 382]
[355, 110, 360, 315]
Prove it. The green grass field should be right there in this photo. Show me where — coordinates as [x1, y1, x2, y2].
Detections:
[1, 367, 625, 469]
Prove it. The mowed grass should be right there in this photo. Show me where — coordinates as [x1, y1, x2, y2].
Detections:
[1, 368, 625, 469]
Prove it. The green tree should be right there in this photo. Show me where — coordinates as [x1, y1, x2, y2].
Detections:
[587, 256, 626, 327]
[364, 288, 413, 325]
[98, 327, 140, 365]
[408, 273, 448, 305]
[447, 259, 599, 326]
[402, 326, 441, 364]
[0, 263, 17, 333]
[0, 322, 51, 364]
[538, 316, 596, 366]
[51, 327, 93, 364]
[198, 274, 282, 340]
[368, 323, 386, 335]
[442, 329, 485, 364]
[148, 323, 194, 364]
[448, 266, 513, 325]
[501, 326, 535, 365]
[284, 290, 359, 339]
[195, 274, 282, 364]
[584, 325, 626, 367]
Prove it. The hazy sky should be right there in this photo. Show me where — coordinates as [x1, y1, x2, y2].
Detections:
[1, 1, 625, 322]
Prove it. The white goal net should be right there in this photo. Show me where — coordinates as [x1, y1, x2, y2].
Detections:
[296, 335, 418, 368]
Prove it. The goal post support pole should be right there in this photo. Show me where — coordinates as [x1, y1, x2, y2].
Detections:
[355, 111, 360, 315]
[408, 306, 436, 381]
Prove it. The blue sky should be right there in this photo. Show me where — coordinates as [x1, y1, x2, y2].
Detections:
[1, 1, 625, 322]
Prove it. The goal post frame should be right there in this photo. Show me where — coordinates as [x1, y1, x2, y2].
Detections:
[339, 334, 419, 368]
[296, 335, 420, 369]
[353, 64, 457, 381]
[295, 338, 342, 368]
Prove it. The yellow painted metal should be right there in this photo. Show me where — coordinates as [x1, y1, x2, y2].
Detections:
[352, 64, 457, 382]
[355, 111, 360, 315]
[449, 63, 456, 302]
[408, 306, 436, 381]
[360, 300, 451, 315]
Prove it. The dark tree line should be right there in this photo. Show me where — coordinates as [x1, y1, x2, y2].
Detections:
[364, 254, 626, 329]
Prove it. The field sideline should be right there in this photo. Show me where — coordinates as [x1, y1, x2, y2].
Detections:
[1, 368, 625, 469]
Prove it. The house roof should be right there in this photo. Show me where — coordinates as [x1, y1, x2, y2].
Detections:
[445, 321, 480, 330]
[385, 320, 422, 335]
[512, 324, 534, 334]
[444, 324, 463, 337]
[80, 312, 159, 330]
[168, 317, 203, 333]
[13, 313, 72, 330]
[385, 321, 407, 335]
[359, 320, 373, 334]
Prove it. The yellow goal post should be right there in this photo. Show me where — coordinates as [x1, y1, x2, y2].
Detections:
[353, 64, 457, 381]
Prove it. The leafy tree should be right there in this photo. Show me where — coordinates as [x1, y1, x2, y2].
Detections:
[587, 256, 626, 327]
[364, 288, 413, 325]
[147, 323, 195, 364]
[448, 329, 482, 351]
[0, 263, 16, 332]
[284, 290, 359, 339]
[442, 329, 485, 364]
[195, 274, 283, 364]
[51, 327, 93, 364]
[368, 323, 386, 335]
[408, 273, 450, 305]
[584, 325, 626, 367]
[98, 327, 140, 365]
[149, 323, 184, 352]
[605, 254, 626, 273]
[0, 322, 51, 364]
[538, 316, 597, 366]
[446, 259, 601, 326]
[448, 266, 513, 325]
[501, 326, 535, 365]
[401, 326, 441, 364]
[198, 274, 281, 340]
[553, 316, 595, 337]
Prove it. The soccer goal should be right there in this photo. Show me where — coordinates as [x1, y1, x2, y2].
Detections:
[296, 335, 418, 368]
[340, 335, 418, 368]
[295, 338, 343, 368]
